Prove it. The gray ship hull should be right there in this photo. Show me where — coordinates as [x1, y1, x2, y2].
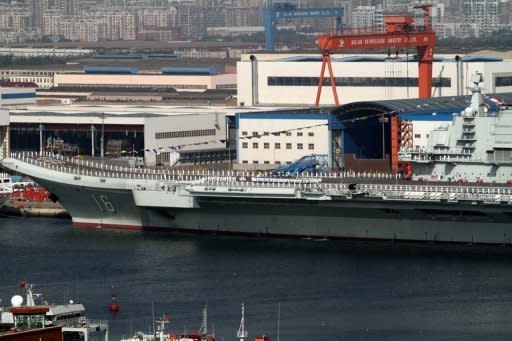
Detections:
[3, 155, 512, 244]
[141, 197, 512, 244]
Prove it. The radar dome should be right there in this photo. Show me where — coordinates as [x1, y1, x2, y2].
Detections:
[11, 295, 23, 307]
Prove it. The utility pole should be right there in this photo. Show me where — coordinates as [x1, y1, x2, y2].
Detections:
[100, 112, 105, 159]
[379, 116, 388, 159]
[39, 123, 43, 154]
[91, 124, 95, 157]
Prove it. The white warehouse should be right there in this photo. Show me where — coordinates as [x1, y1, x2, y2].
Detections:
[237, 53, 512, 106]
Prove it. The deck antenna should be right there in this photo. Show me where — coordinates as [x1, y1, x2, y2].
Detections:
[199, 304, 208, 335]
[277, 303, 281, 341]
[237, 303, 248, 341]
[151, 301, 155, 336]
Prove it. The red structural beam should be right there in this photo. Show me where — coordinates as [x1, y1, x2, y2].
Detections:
[314, 6, 435, 107]
[317, 32, 435, 51]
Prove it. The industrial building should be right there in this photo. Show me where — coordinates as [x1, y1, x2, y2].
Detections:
[144, 112, 229, 167]
[236, 53, 512, 106]
[54, 66, 236, 93]
[0, 87, 36, 106]
[0, 65, 236, 92]
[235, 92, 512, 171]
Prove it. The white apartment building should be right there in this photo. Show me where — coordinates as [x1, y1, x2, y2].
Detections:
[0, 10, 31, 32]
[463, 0, 499, 36]
[60, 18, 105, 42]
[351, 5, 383, 29]
[105, 12, 136, 40]
[43, 10, 61, 36]
[137, 8, 176, 29]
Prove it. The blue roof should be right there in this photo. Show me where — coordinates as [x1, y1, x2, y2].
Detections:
[278, 56, 322, 62]
[94, 54, 147, 60]
[94, 54, 181, 60]
[84, 66, 139, 74]
[461, 55, 503, 62]
[161, 66, 218, 75]
[277, 54, 504, 63]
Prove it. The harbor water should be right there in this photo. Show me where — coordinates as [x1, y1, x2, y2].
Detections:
[2, 216, 512, 340]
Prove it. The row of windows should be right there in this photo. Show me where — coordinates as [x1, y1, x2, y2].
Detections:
[496, 76, 512, 87]
[242, 142, 315, 150]
[241, 131, 315, 137]
[62, 83, 208, 89]
[242, 160, 292, 164]
[268, 77, 452, 88]
[0, 71, 53, 76]
[156, 129, 216, 139]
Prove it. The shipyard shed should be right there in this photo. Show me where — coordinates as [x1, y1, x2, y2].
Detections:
[236, 92, 512, 171]
[237, 53, 512, 106]
[144, 112, 228, 167]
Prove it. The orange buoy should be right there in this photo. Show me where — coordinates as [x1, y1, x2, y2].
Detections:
[108, 285, 120, 312]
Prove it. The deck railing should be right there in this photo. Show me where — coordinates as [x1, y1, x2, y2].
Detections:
[9, 151, 512, 204]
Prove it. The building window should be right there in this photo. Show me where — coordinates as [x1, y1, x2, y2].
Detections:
[268, 76, 451, 88]
[297, 132, 303, 137]
[275, 161, 281, 164]
[275, 143, 281, 149]
[252, 131, 258, 136]
[308, 143, 314, 150]
[155, 129, 216, 139]
[297, 143, 303, 150]
[286, 132, 292, 136]
[242, 160, 248, 164]
[414, 134, 421, 138]
[252, 142, 258, 149]
[308, 132, 314, 137]
[264, 161, 270, 164]
[496, 76, 512, 87]
[264, 143, 270, 149]
[253, 160, 259, 164]
[286, 143, 292, 150]
[242, 131, 248, 136]
[242, 142, 248, 149]
[263, 131, 269, 136]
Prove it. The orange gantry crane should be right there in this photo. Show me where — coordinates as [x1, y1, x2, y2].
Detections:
[314, 4, 435, 107]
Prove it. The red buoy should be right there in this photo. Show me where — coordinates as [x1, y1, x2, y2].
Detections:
[108, 302, 119, 312]
[108, 285, 120, 312]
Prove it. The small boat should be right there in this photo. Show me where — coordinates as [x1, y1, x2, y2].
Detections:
[121, 306, 214, 341]
[0, 282, 109, 341]
[0, 173, 67, 217]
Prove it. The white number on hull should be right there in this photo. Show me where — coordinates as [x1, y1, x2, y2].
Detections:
[91, 194, 116, 213]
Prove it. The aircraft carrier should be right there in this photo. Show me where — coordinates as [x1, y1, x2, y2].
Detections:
[2, 73, 512, 244]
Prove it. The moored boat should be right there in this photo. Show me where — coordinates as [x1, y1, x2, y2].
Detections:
[0, 173, 67, 217]
[120, 306, 214, 341]
[0, 282, 109, 341]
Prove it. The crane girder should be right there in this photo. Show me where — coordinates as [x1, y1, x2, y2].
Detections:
[317, 32, 435, 54]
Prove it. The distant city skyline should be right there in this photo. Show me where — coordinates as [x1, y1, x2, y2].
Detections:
[0, 0, 510, 44]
